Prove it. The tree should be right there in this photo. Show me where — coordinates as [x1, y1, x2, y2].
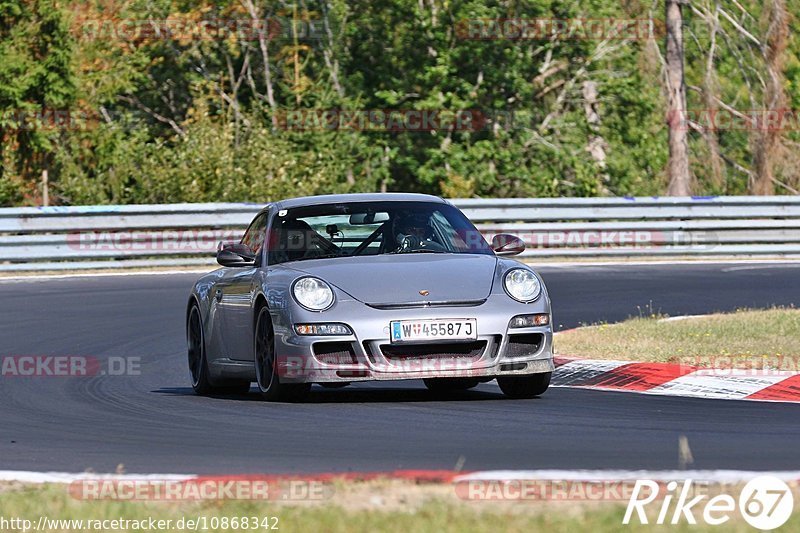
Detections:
[752, 0, 788, 195]
[4, 0, 798, 206]
[0, 0, 75, 205]
[665, 0, 692, 196]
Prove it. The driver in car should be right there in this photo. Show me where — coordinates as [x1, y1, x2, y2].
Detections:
[393, 212, 445, 252]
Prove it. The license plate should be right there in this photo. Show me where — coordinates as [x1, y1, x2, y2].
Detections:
[390, 319, 477, 343]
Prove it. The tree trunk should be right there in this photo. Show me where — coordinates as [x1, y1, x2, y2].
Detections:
[242, 0, 277, 124]
[665, 0, 692, 196]
[583, 81, 610, 195]
[702, 1, 725, 191]
[752, 0, 788, 196]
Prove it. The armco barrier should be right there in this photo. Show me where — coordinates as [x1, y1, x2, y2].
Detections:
[1, 196, 799, 271]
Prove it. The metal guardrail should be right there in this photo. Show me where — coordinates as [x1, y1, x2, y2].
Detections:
[1, 196, 799, 271]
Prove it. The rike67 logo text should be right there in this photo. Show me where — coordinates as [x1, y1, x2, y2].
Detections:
[624, 476, 794, 530]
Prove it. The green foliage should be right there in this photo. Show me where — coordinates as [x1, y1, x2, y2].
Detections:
[2, 0, 799, 205]
[0, 0, 76, 200]
[54, 109, 388, 204]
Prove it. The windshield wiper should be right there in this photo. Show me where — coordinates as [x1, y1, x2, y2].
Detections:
[293, 253, 347, 261]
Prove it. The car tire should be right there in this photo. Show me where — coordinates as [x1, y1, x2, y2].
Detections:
[254, 306, 311, 402]
[188, 304, 251, 395]
[186, 304, 213, 395]
[187, 304, 214, 395]
[497, 372, 551, 399]
[423, 378, 481, 392]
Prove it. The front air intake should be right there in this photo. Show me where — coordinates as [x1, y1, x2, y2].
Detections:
[313, 342, 358, 365]
[380, 341, 486, 361]
[505, 334, 544, 358]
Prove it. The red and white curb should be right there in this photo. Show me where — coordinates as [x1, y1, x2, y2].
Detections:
[553, 357, 800, 403]
[454, 470, 800, 484]
[0, 471, 192, 484]
[2, 469, 799, 485]
[0, 470, 457, 485]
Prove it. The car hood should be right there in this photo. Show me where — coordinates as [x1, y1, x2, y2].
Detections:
[288, 254, 498, 306]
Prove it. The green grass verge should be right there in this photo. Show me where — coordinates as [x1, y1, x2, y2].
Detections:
[1, 483, 797, 533]
[555, 308, 800, 368]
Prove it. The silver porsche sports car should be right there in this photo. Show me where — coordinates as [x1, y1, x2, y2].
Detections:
[187, 193, 553, 401]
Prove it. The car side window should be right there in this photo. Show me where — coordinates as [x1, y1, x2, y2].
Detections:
[241, 213, 268, 256]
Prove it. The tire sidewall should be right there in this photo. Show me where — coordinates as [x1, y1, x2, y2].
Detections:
[254, 306, 278, 395]
[188, 304, 212, 393]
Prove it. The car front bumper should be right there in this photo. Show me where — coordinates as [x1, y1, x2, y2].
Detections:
[272, 294, 554, 384]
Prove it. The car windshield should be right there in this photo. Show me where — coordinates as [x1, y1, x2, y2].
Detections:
[267, 201, 493, 265]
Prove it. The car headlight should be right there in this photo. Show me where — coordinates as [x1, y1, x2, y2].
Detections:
[503, 269, 542, 303]
[292, 277, 335, 311]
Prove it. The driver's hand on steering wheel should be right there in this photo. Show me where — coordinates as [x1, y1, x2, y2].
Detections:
[397, 234, 421, 252]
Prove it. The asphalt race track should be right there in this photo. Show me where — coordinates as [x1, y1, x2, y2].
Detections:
[1, 263, 799, 475]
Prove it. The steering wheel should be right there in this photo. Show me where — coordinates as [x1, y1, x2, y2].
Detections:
[397, 235, 447, 253]
[398, 234, 421, 251]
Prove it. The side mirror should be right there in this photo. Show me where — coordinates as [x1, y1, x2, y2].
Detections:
[216, 242, 256, 268]
[491, 234, 526, 257]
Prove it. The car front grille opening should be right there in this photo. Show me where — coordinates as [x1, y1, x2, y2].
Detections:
[337, 370, 369, 379]
[362, 342, 377, 364]
[500, 362, 528, 372]
[505, 333, 544, 358]
[313, 342, 358, 365]
[380, 341, 487, 361]
[485, 335, 503, 359]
